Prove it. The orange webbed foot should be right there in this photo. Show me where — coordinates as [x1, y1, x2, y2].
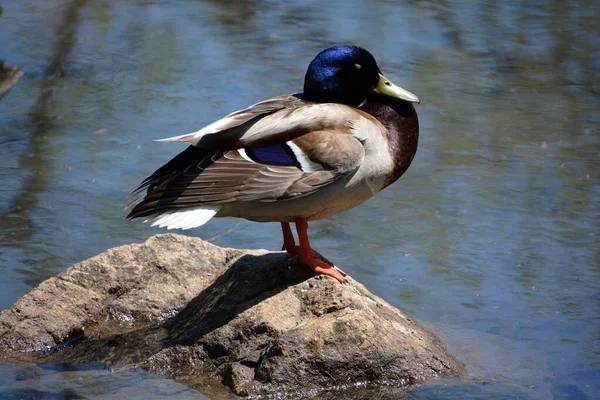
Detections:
[281, 220, 346, 284]
[298, 253, 346, 284]
[282, 242, 335, 267]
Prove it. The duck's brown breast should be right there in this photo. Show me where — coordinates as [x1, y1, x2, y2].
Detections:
[360, 97, 419, 188]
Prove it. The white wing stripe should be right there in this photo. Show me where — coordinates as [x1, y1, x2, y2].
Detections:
[286, 141, 323, 173]
[237, 148, 255, 163]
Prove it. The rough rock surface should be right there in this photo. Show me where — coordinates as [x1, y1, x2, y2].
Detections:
[0, 234, 465, 398]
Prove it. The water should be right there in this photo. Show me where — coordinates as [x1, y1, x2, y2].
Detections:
[0, 0, 598, 398]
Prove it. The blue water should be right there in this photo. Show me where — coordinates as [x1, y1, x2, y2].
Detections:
[0, 0, 598, 398]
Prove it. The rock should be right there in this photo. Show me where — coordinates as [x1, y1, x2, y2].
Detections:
[0, 61, 24, 100]
[0, 234, 465, 398]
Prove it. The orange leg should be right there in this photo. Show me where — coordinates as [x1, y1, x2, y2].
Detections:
[281, 222, 297, 252]
[281, 222, 334, 266]
[292, 218, 345, 284]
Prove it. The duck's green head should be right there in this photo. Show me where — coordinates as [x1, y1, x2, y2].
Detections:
[303, 45, 420, 107]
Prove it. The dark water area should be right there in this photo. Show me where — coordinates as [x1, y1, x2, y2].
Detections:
[0, 0, 598, 398]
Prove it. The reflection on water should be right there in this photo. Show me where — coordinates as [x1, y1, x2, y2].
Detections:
[0, 362, 200, 399]
[0, 0, 598, 399]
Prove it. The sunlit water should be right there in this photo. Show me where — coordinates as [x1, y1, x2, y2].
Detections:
[0, 0, 598, 399]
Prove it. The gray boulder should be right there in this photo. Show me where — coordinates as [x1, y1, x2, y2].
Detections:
[0, 234, 465, 398]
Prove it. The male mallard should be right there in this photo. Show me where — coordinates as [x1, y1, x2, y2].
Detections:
[127, 45, 419, 284]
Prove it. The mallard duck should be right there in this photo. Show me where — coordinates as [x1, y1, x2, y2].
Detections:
[127, 45, 419, 284]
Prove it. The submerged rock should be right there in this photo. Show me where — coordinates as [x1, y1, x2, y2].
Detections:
[0, 234, 465, 398]
[0, 61, 23, 100]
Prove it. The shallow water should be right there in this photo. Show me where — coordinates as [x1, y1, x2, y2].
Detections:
[0, 0, 598, 398]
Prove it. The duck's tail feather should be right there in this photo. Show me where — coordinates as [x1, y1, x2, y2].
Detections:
[143, 206, 220, 230]
[126, 145, 220, 230]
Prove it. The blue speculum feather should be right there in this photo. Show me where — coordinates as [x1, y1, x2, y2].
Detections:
[246, 145, 301, 168]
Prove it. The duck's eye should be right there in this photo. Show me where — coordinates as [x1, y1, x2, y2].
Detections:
[354, 63, 362, 70]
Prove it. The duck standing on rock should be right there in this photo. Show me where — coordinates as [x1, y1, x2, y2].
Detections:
[127, 45, 420, 284]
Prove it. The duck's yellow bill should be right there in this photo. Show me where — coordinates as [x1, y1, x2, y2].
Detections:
[374, 73, 420, 104]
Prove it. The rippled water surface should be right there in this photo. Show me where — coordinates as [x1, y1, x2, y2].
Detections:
[1, 0, 598, 399]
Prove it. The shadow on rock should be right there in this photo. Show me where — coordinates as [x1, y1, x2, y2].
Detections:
[166, 252, 313, 348]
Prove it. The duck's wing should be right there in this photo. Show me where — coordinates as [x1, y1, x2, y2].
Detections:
[127, 134, 366, 219]
[128, 97, 386, 225]
[158, 94, 301, 146]
[157, 94, 377, 150]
